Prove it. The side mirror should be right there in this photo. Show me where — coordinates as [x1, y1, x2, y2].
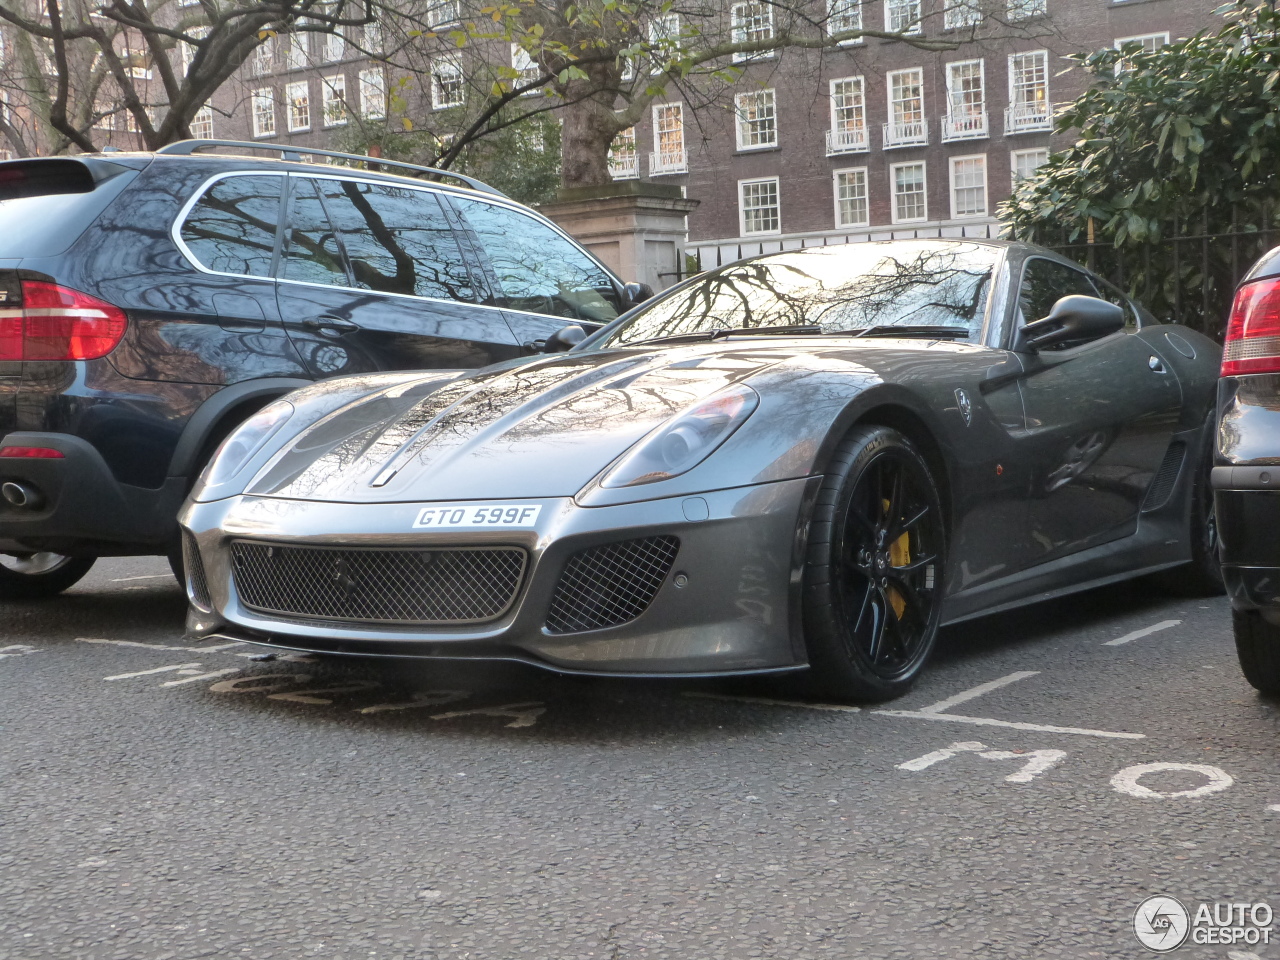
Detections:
[1020, 295, 1125, 352]
[623, 282, 654, 307]
[541, 324, 587, 353]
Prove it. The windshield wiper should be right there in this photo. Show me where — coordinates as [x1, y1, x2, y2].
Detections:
[838, 325, 972, 340]
[632, 324, 825, 346]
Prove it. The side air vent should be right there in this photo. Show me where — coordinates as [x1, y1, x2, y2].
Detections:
[1142, 441, 1187, 511]
[545, 536, 680, 635]
[183, 530, 211, 610]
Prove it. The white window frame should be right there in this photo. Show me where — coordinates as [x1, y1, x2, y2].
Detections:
[251, 36, 275, 75]
[1007, 0, 1046, 19]
[190, 104, 214, 139]
[286, 80, 310, 131]
[650, 102, 687, 175]
[833, 166, 869, 228]
[359, 68, 386, 119]
[322, 74, 347, 126]
[285, 32, 309, 70]
[949, 154, 988, 219]
[608, 127, 640, 180]
[177, 26, 208, 75]
[432, 59, 464, 109]
[511, 44, 540, 89]
[730, 2, 775, 63]
[827, 0, 863, 43]
[890, 160, 927, 224]
[1114, 31, 1169, 51]
[944, 0, 981, 29]
[324, 30, 347, 62]
[1006, 50, 1051, 133]
[885, 67, 926, 147]
[828, 76, 867, 154]
[734, 88, 778, 150]
[427, 0, 462, 28]
[739, 176, 781, 236]
[943, 58, 986, 140]
[251, 88, 276, 137]
[884, 0, 922, 35]
[1010, 147, 1048, 186]
[648, 13, 680, 73]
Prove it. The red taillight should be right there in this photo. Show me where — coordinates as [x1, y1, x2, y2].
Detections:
[1223, 277, 1280, 376]
[0, 446, 64, 458]
[0, 282, 127, 362]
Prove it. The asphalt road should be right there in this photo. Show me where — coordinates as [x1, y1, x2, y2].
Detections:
[1, 557, 1277, 960]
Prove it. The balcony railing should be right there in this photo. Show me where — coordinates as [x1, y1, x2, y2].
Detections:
[825, 126, 868, 155]
[649, 149, 688, 175]
[940, 110, 988, 142]
[608, 153, 640, 180]
[883, 119, 928, 149]
[1005, 103, 1052, 134]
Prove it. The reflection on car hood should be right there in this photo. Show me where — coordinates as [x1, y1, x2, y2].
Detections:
[246, 346, 790, 502]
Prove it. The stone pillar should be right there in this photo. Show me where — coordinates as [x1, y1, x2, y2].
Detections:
[537, 182, 700, 291]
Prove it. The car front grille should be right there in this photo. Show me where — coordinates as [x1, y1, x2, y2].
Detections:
[230, 540, 527, 625]
[183, 530, 211, 610]
[545, 536, 680, 635]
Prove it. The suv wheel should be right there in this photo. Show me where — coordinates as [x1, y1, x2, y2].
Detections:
[1232, 610, 1280, 696]
[0, 553, 96, 599]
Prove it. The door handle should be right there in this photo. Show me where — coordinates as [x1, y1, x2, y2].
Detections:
[1147, 355, 1166, 373]
[302, 315, 360, 336]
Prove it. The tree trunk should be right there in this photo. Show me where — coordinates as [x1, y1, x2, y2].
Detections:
[558, 80, 624, 189]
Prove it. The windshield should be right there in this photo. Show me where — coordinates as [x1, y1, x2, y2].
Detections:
[595, 241, 999, 348]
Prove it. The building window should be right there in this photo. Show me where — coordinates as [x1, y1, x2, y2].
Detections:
[512, 44, 540, 88]
[949, 155, 987, 218]
[608, 127, 639, 180]
[943, 59, 987, 140]
[890, 161, 927, 223]
[432, 60, 464, 108]
[1007, 50, 1051, 132]
[885, 68, 926, 147]
[1007, 0, 1046, 19]
[251, 88, 276, 137]
[322, 74, 347, 126]
[286, 80, 310, 131]
[427, 0, 461, 28]
[251, 35, 275, 75]
[650, 102, 687, 174]
[735, 89, 777, 150]
[177, 26, 207, 75]
[827, 0, 862, 42]
[730, 2, 774, 63]
[828, 77, 867, 154]
[740, 177, 780, 235]
[1011, 147, 1048, 185]
[833, 167, 869, 227]
[1114, 32, 1169, 71]
[324, 30, 347, 62]
[648, 14, 680, 73]
[884, 0, 922, 34]
[359, 69, 386, 119]
[190, 104, 214, 139]
[285, 32, 309, 70]
[944, 0, 981, 29]
[363, 21, 383, 55]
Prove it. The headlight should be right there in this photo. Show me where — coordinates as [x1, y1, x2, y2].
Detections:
[601, 383, 759, 488]
[198, 400, 295, 491]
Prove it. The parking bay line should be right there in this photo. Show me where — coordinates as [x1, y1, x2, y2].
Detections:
[870, 709, 1145, 740]
[914, 671, 1040, 714]
[1103, 619, 1181, 646]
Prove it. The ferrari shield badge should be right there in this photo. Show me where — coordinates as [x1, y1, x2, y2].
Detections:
[954, 388, 973, 427]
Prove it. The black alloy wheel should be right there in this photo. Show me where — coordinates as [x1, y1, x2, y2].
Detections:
[804, 425, 946, 702]
[0, 552, 96, 600]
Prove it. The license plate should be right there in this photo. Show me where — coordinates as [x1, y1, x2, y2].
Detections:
[412, 503, 542, 529]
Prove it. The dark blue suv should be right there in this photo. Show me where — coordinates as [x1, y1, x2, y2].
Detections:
[0, 141, 641, 598]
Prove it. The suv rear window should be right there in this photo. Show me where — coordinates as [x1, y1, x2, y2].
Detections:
[0, 159, 139, 260]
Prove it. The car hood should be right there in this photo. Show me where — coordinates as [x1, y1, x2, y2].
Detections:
[245, 345, 796, 503]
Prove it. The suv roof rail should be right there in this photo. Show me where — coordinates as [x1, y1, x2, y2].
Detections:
[156, 139, 508, 198]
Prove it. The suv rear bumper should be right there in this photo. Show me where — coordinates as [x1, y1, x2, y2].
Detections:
[1212, 473, 1280, 611]
[0, 432, 186, 555]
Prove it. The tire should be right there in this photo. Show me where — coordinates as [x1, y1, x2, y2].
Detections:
[1152, 422, 1224, 597]
[803, 425, 947, 703]
[1232, 609, 1280, 696]
[0, 553, 96, 600]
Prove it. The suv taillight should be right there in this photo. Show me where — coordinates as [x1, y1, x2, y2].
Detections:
[0, 281, 127, 362]
[1223, 276, 1280, 376]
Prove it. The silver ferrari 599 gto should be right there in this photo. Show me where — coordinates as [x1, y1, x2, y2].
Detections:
[180, 239, 1222, 701]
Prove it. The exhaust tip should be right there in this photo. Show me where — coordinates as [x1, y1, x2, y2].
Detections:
[1, 481, 41, 509]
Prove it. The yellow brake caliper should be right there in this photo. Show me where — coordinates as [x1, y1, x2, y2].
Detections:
[882, 498, 910, 619]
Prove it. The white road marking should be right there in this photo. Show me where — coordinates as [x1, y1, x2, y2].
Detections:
[208, 673, 311, 694]
[77, 637, 248, 654]
[0, 644, 40, 659]
[110, 574, 173, 583]
[873, 709, 1145, 739]
[268, 680, 382, 704]
[160, 668, 240, 686]
[1268, 804, 1280, 813]
[915, 671, 1040, 714]
[683, 692, 861, 713]
[897, 741, 987, 771]
[1110, 762, 1234, 799]
[358, 690, 470, 714]
[978, 748, 1068, 783]
[431, 702, 546, 729]
[105, 663, 203, 681]
[1103, 619, 1182, 646]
